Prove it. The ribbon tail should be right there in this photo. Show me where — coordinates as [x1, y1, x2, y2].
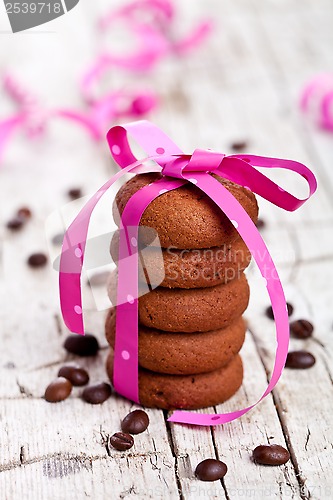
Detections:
[168, 173, 289, 425]
[174, 20, 213, 55]
[320, 90, 333, 131]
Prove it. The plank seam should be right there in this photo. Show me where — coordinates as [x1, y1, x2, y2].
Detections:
[248, 327, 309, 500]
[210, 422, 230, 500]
[163, 410, 185, 500]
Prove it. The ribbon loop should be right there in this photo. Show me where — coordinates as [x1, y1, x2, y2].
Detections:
[107, 121, 184, 169]
[217, 155, 317, 212]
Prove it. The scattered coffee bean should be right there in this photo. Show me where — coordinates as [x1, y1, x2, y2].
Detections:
[27, 252, 48, 268]
[121, 410, 149, 435]
[6, 216, 25, 231]
[64, 333, 99, 356]
[195, 459, 228, 482]
[6, 207, 32, 231]
[256, 218, 266, 229]
[230, 140, 248, 151]
[285, 351, 316, 369]
[52, 233, 65, 246]
[287, 303, 294, 316]
[68, 188, 82, 200]
[4, 361, 16, 369]
[253, 444, 290, 465]
[82, 382, 112, 404]
[265, 305, 274, 319]
[17, 207, 32, 220]
[88, 271, 110, 287]
[45, 377, 72, 402]
[290, 319, 314, 339]
[109, 432, 134, 451]
[58, 365, 89, 386]
[266, 302, 293, 319]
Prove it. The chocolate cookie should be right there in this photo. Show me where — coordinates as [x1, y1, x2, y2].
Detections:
[113, 173, 258, 249]
[110, 231, 251, 289]
[107, 271, 249, 332]
[105, 308, 246, 374]
[106, 350, 243, 410]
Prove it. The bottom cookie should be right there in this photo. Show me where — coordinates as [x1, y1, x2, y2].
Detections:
[106, 350, 243, 410]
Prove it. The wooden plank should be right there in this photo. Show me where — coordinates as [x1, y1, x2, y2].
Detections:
[214, 333, 301, 499]
[248, 261, 333, 499]
[0, 397, 180, 497]
[1, 0, 333, 497]
[166, 303, 302, 498]
[168, 409, 227, 499]
[0, 455, 179, 500]
[0, 396, 176, 465]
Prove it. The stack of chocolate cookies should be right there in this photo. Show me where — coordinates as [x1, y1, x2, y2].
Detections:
[106, 173, 258, 410]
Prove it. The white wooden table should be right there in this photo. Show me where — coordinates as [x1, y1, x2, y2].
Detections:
[1, 0, 333, 498]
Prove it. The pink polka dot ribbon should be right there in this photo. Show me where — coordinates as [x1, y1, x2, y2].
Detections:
[59, 120, 317, 426]
[0, 73, 158, 165]
[300, 73, 333, 131]
[82, 0, 212, 85]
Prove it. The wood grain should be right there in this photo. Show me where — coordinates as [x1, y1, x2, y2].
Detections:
[0, 0, 332, 498]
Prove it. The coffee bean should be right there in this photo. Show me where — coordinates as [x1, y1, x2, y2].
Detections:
[290, 319, 314, 339]
[58, 365, 89, 386]
[64, 333, 99, 356]
[256, 218, 266, 229]
[253, 444, 290, 465]
[45, 377, 72, 402]
[52, 233, 65, 246]
[17, 207, 32, 220]
[195, 459, 228, 481]
[265, 305, 274, 319]
[7, 207, 32, 231]
[68, 188, 82, 200]
[6, 216, 25, 231]
[109, 432, 134, 451]
[121, 410, 149, 435]
[266, 302, 293, 319]
[285, 351, 316, 369]
[82, 382, 112, 404]
[27, 253, 48, 268]
[230, 140, 248, 151]
[287, 303, 294, 316]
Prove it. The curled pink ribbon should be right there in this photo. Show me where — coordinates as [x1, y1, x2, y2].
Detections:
[300, 73, 333, 131]
[82, 0, 212, 95]
[0, 74, 158, 163]
[59, 120, 317, 426]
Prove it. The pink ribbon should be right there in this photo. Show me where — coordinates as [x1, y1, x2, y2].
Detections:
[82, 0, 212, 92]
[300, 73, 333, 131]
[59, 120, 317, 426]
[0, 74, 158, 163]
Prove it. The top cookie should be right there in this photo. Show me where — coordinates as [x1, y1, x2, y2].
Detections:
[113, 173, 258, 249]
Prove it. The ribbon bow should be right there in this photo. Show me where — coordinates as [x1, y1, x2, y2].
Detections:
[59, 120, 317, 426]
